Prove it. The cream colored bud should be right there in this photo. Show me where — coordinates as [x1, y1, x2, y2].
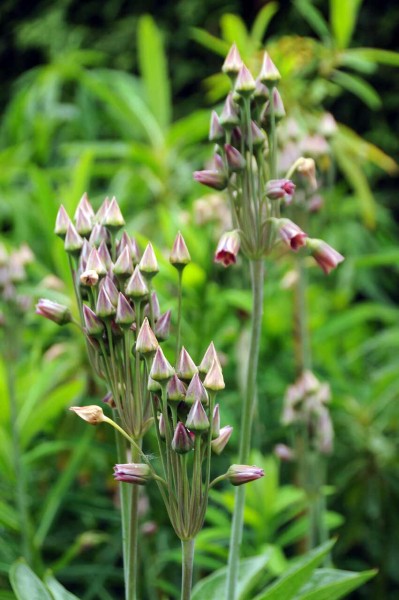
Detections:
[70, 405, 105, 425]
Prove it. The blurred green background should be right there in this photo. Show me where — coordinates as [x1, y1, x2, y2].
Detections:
[1, 0, 399, 598]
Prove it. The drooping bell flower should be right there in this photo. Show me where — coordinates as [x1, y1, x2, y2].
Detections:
[214, 230, 241, 267]
[307, 238, 344, 274]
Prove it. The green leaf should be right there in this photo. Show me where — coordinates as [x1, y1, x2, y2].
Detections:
[331, 70, 381, 109]
[190, 28, 230, 57]
[344, 48, 399, 66]
[330, 0, 363, 49]
[220, 14, 249, 53]
[44, 573, 80, 600]
[191, 550, 275, 600]
[296, 567, 377, 600]
[254, 540, 335, 600]
[0, 500, 20, 531]
[9, 560, 52, 600]
[293, 0, 331, 43]
[137, 15, 171, 131]
[250, 3, 279, 47]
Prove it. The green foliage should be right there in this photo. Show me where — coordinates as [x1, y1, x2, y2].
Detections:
[9, 560, 79, 600]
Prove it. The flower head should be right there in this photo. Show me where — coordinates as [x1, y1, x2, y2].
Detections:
[214, 230, 241, 267]
[307, 238, 344, 274]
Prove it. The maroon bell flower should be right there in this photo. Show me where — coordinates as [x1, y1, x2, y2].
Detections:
[273, 218, 307, 252]
[193, 170, 227, 191]
[307, 238, 344, 274]
[266, 179, 296, 204]
[214, 230, 241, 267]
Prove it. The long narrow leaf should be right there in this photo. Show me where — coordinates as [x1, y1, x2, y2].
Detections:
[330, 0, 363, 49]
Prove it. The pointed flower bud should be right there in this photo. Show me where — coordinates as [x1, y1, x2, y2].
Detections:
[101, 275, 119, 306]
[307, 239, 344, 274]
[96, 287, 116, 318]
[172, 422, 194, 454]
[209, 111, 225, 142]
[143, 291, 161, 322]
[158, 413, 166, 439]
[225, 144, 246, 171]
[75, 206, 92, 236]
[176, 347, 198, 380]
[74, 192, 95, 219]
[186, 398, 210, 433]
[266, 179, 296, 204]
[222, 43, 243, 76]
[193, 170, 227, 191]
[199, 342, 220, 375]
[116, 293, 135, 326]
[113, 463, 151, 485]
[235, 64, 256, 97]
[80, 269, 99, 287]
[211, 403, 220, 439]
[185, 373, 209, 406]
[86, 248, 107, 276]
[249, 121, 266, 147]
[167, 375, 186, 402]
[95, 197, 110, 224]
[254, 79, 269, 103]
[136, 317, 159, 355]
[64, 222, 84, 255]
[148, 376, 162, 393]
[273, 218, 307, 251]
[150, 347, 175, 381]
[226, 464, 264, 486]
[89, 224, 110, 248]
[263, 88, 286, 121]
[125, 266, 149, 300]
[70, 405, 105, 425]
[211, 425, 233, 455]
[118, 231, 140, 265]
[220, 93, 240, 129]
[83, 304, 104, 336]
[204, 359, 225, 391]
[259, 52, 281, 85]
[139, 243, 159, 279]
[36, 299, 72, 326]
[55, 205, 71, 238]
[103, 197, 125, 230]
[214, 230, 240, 268]
[169, 232, 191, 270]
[113, 246, 133, 277]
[102, 391, 116, 409]
[98, 241, 112, 270]
[155, 310, 171, 341]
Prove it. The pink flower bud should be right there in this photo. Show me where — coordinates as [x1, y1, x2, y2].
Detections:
[125, 266, 149, 300]
[64, 222, 84, 255]
[171, 422, 194, 454]
[139, 243, 159, 279]
[222, 43, 243, 76]
[136, 317, 159, 355]
[113, 246, 134, 278]
[169, 232, 191, 269]
[209, 111, 225, 142]
[149, 347, 175, 382]
[259, 52, 281, 85]
[96, 287, 116, 318]
[185, 373, 208, 406]
[214, 230, 241, 268]
[211, 425, 233, 455]
[193, 170, 227, 191]
[273, 218, 307, 252]
[155, 310, 171, 341]
[266, 179, 296, 204]
[113, 463, 151, 485]
[186, 398, 210, 433]
[54, 205, 71, 239]
[307, 238, 344, 274]
[225, 144, 246, 171]
[36, 299, 72, 326]
[220, 93, 240, 129]
[198, 342, 220, 375]
[103, 196, 125, 230]
[83, 304, 104, 336]
[203, 358, 225, 391]
[95, 197, 110, 224]
[176, 347, 198, 380]
[167, 375, 186, 402]
[235, 65, 256, 97]
[116, 293, 135, 327]
[86, 248, 107, 276]
[226, 464, 264, 486]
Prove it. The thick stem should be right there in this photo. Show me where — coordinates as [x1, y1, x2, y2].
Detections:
[181, 538, 195, 600]
[226, 259, 264, 600]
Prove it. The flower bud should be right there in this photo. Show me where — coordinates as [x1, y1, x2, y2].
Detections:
[113, 246, 133, 278]
[259, 52, 281, 85]
[167, 375, 186, 402]
[220, 93, 240, 129]
[113, 463, 151, 485]
[224, 144, 246, 171]
[226, 464, 264, 486]
[169, 232, 191, 270]
[211, 425, 233, 455]
[149, 347, 175, 382]
[86, 248, 107, 276]
[266, 179, 296, 204]
[262, 88, 286, 121]
[64, 223, 84, 255]
[102, 391, 116, 409]
[158, 413, 166, 438]
[136, 317, 159, 355]
[176, 347, 198, 380]
[83, 304, 104, 336]
[209, 111, 225, 142]
[95, 197, 110, 224]
[36, 299, 72, 326]
[273, 218, 307, 251]
[297, 157, 317, 191]
[307, 239, 344, 274]
[198, 342, 220, 375]
[235, 64, 256, 97]
[74, 192, 95, 219]
[203, 358, 225, 391]
[125, 266, 149, 300]
[101, 275, 119, 306]
[186, 399, 209, 433]
[214, 230, 240, 268]
[103, 197, 125, 230]
[222, 43, 243, 77]
[75, 206, 92, 236]
[116, 293, 135, 327]
[211, 404, 220, 439]
[193, 170, 227, 191]
[253, 79, 269, 104]
[249, 121, 266, 147]
[118, 231, 140, 265]
[171, 422, 194, 454]
[89, 224, 110, 248]
[96, 287, 116, 318]
[55, 205, 71, 238]
[80, 269, 99, 287]
[185, 373, 209, 406]
[143, 291, 161, 322]
[70, 405, 105, 425]
[98, 241, 113, 271]
[155, 310, 171, 341]
[139, 243, 159, 279]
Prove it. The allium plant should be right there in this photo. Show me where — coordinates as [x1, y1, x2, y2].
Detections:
[194, 43, 344, 599]
[37, 195, 264, 600]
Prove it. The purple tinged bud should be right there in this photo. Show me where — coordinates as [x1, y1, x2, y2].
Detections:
[263, 88, 286, 121]
[139, 243, 159, 278]
[273, 218, 307, 252]
[74, 192, 95, 220]
[199, 342, 220, 375]
[235, 64, 256, 96]
[116, 293, 135, 326]
[55, 205, 71, 238]
[36, 299, 72, 325]
[213, 153, 225, 171]
[214, 230, 241, 268]
[172, 422, 194, 454]
[307, 238, 344, 274]
[113, 463, 151, 485]
[75, 206, 93, 236]
[266, 179, 296, 204]
[155, 310, 171, 341]
[95, 197, 110, 224]
[64, 222, 84, 255]
[249, 121, 266, 147]
[254, 79, 269, 103]
[149, 347, 175, 382]
[203, 359, 225, 391]
[103, 197, 125, 230]
[119, 232, 140, 265]
[136, 317, 159, 355]
[80, 269, 99, 287]
[144, 291, 161, 322]
[125, 266, 149, 300]
[102, 391, 116, 409]
[86, 248, 107, 276]
[222, 43, 243, 76]
[169, 232, 191, 269]
[259, 52, 281, 85]
[186, 398, 210, 433]
[167, 375, 187, 402]
[185, 373, 209, 406]
[226, 464, 264, 486]
[98, 241, 112, 270]
[224, 144, 246, 171]
[212, 404, 220, 439]
[79, 239, 91, 270]
[158, 413, 166, 439]
[220, 93, 240, 129]
[209, 111, 225, 142]
[193, 170, 227, 191]
[211, 425, 233, 455]
[101, 275, 119, 306]
[113, 246, 133, 277]
[89, 224, 110, 248]
[176, 347, 198, 380]
[83, 304, 104, 336]
[96, 287, 116, 318]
